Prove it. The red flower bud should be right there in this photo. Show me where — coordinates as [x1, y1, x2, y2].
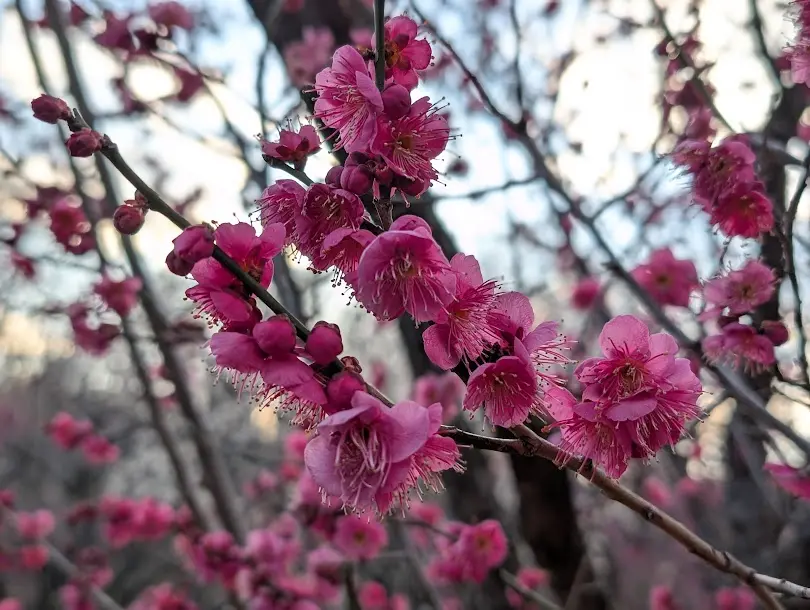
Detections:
[306, 321, 343, 365]
[165, 251, 194, 276]
[325, 166, 344, 186]
[112, 204, 146, 235]
[172, 224, 214, 264]
[66, 129, 104, 157]
[339, 165, 373, 195]
[381, 84, 411, 121]
[31, 94, 70, 124]
[762, 320, 789, 346]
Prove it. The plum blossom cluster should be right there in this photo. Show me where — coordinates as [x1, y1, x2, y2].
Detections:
[700, 260, 785, 372]
[549, 316, 702, 478]
[672, 136, 774, 239]
[653, 33, 716, 141]
[45, 411, 120, 465]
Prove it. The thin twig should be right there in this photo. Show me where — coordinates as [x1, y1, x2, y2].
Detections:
[783, 151, 810, 386]
[649, 0, 734, 133]
[749, 0, 782, 88]
[500, 569, 562, 610]
[374, 0, 386, 91]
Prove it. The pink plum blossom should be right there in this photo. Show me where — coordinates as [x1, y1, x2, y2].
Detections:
[631, 248, 698, 308]
[304, 391, 431, 512]
[314, 45, 383, 152]
[553, 315, 701, 478]
[261, 125, 321, 169]
[331, 515, 388, 560]
[356, 215, 456, 322]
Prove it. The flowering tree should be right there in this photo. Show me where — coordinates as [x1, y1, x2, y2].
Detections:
[3, 0, 810, 609]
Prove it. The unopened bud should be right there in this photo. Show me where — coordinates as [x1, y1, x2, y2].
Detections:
[306, 321, 343, 365]
[762, 320, 789, 346]
[31, 94, 70, 124]
[381, 84, 411, 121]
[172, 224, 214, 264]
[340, 165, 373, 195]
[165, 251, 194, 276]
[113, 204, 146, 235]
[66, 129, 104, 157]
[325, 166, 344, 186]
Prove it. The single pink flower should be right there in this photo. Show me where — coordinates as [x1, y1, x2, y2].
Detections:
[0, 600, 21, 610]
[376, 402, 462, 511]
[296, 184, 365, 269]
[702, 322, 775, 372]
[320, 228, 376, 286]
[715, 587, 755, 610]
[331, 515, 388, 560]
[571, 277, 601, 310]
[285, 27, 336, 88]
[19, 545, 48, 570]
[702, 260, 775, 318]
[554, 315, 702, 478]
[79, 435, 120, 464]
[46, 412, 93, 450]
[186, 222, 284, 326]
[631, 248, 697, 308]
[356, 215, 457, 322]
[641, 476, 673, 508]
[431, 520, 507, 584]
[710, 181, 774, 238]
[304, 391, 431, 512]
[15, 510, 55, 540]
[94, 275, 142, 317]
[133, 498, 174, 541]
[373, 97, 450, 196]
[261, 125, 321, 169]
[258, 179, 306, 246]
[650, 586, 678, 610]
[210, 316, 328, 425]
[413, 372, 465, 422]
[313, 45, 383, 152]
[463, 355, 541, 427]
[422, 254, 500, 369]
[506, 567, 550, 609]
[381, 16, 433, 90]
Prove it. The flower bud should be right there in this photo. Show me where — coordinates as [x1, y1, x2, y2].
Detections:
[306, 321, 343, 365]
[31, 94, 70, 124]
[325, 166, 344, 186]
[339, 165, 373, 195]
[172, 224, 214, 264]
[165, 251, 194, 276]
[253, 315, 297, 357]
[381, 84, 411, 120]
[112, 204, 146, 235]
[762, 320, 789, 346]
[326, 371, 365, 413]
[66, 129, 104, 157]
